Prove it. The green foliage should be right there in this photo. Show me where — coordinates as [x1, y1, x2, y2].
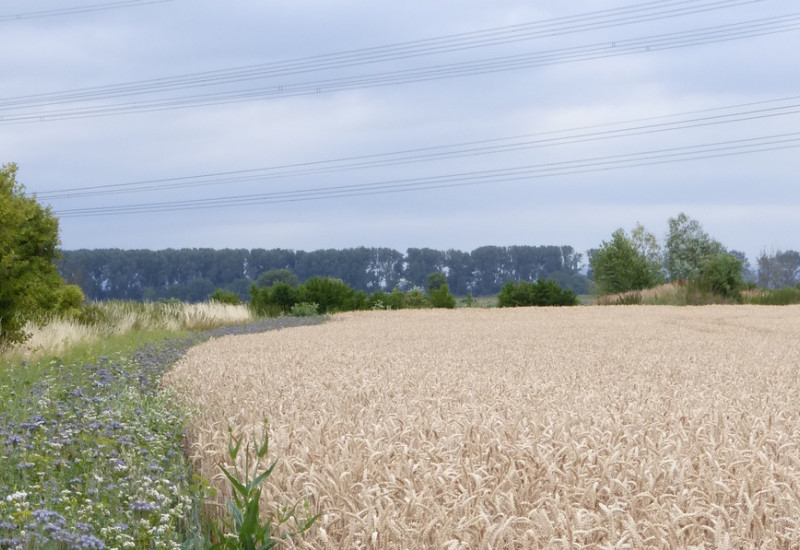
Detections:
[388, 288, 407, 309]
[60, 245, 589, 301]
[404, 288, 430, 308]
[630, 222, 664, 271]
[757, 249, 800, 289]
[50, 284, 87, 320]
[298, 277, 356, 314]
[255, 268, 299, 289]
[210, 422, 318, 549]
[371, 288, 408, 310]
[697, 252, 744, 301]
[250, 275, 476, 316]
[250, 282, 299, 317]
[497, 279, 578, 307]
[745, 286, 800, 305]
[427, 272, 448, 294]
[0, 163, 66, 346]
[367, 290, 394, 310]
[269, 283, 298, 313]
[210, 288, 241, 305]
[289, 302, 320, 317]
[665, 212, 723, 281]
[589, 228, 663, 295]
[429, 283, 456, 309]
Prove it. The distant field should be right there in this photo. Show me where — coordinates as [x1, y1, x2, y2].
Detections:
[165, 307, 800, 549]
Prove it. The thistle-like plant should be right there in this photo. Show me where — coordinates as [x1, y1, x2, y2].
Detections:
[210, 420, 318, 550]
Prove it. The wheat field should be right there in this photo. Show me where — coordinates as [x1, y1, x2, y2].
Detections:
[164, 307, 800, 549]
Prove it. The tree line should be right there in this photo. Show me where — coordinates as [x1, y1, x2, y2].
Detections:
[588, 212, 800, 300]
[57, 245, 589, 302]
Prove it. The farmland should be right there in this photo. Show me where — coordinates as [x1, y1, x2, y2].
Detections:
[165, 306, 800, 549]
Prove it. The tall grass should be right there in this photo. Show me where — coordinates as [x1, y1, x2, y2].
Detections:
[4, 301, 254, 360]
[596, 283, 800, 306]
[744, 286, 800, 305]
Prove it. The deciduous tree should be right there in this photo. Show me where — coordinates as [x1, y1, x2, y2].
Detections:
[589, 227, 662, 295]
[1, 163, 65, 345]
[665, 213, 723, 281]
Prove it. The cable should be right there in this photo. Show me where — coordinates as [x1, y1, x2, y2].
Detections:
[4, 13, 798, 124]
[34, 95, 800, 201]
[1, 3, 785, 121]
[0, 0, 173, 22]
[0, 0, 758, 105]
[53, 132, 800, 217]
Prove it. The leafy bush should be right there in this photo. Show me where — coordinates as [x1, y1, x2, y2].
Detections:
[590, 228, 664, 295]
[383, 288, 408, 309]
[404, 288, 430, 308]
[0, 163, 65, 346]
[290, 302, 320, 317]
[298, 277, 356, 314]
[696, 252, 744, 301]
[497, 279, 578, 307]
[427, 272, 448, 295]
[368, 291, 392, 310]
[430, 283, 456, 309]
[250, 282, 299, 316]
[255, 268, 299, 289]
[210, 288, 240, 305]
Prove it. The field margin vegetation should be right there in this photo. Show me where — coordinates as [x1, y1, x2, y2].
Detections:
[0, 302, 324, 548]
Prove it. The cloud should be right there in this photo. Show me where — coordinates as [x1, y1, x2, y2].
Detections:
[1, 0, 798, 265]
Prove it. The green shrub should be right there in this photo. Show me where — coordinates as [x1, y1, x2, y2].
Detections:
[255, 268, 299, 289]
[249, 285, 273, 316]
[250, 282, 299, 316]
[0, 163, 65, 346]
[269, 282, 298, 312]
[430, 283, 456, 309]
[427, 272, 448, 295]
[290, 302, 320, 317]
[697, 252, 744, 301]
[387, 288, 407, 309]
[497, 279, 578, 307]
[368, 290, 391, 310]
[590, 228, 664, 295]
[298, 277, 356, 314]
[210, 288, 240, 305]
[404, 288, 430, 308]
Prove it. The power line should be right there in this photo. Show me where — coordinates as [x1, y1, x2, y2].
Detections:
[0, 0, 174, 22]
[34, 94, 800, 201]
[0, 0, 757, 105]
[53, 132, 800, 218]
[2, 4, 791, 122]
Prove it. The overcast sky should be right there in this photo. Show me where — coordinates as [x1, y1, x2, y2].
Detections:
[2, 0, 799, 264]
